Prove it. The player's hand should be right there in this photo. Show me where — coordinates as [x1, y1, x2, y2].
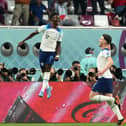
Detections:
[55, 55, 60, 61]
[98, 70, 104, 76]
[18, 41, 25, 46]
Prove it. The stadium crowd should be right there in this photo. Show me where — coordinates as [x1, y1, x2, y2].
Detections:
[0, 0, 126, 26]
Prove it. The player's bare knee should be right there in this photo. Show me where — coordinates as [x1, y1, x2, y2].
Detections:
[89, 92, 94, 100]
[44, 65, 52, 72]
[89, 91, 98, 100]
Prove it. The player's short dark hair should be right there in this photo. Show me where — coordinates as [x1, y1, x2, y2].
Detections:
[49, 12, 59, 20]
[103, 34, 112, 44]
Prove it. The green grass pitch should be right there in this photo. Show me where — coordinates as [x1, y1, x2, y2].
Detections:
[0, 123, 126, 126]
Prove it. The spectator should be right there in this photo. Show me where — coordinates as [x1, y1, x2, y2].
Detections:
[30, 0, 36, 4]
[29, 0, 50, 26]
[80, 47, 97, 81]
[53, 0, 77, 26]
[108, 0, 126, 26]
[11, 0, 30, 25]
[90, 0, 105, 15]
[53, 0, 70, 18]
[72, 0, 87, 15]
[0, 0, 8, 25]
[108, 0, 126, 15]
[47, 0, 54, 11]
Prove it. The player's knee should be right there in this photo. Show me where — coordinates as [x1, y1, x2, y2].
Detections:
[44, 65, 52, 72]
[89, 91, 97, 101]
[89, 93, 94, 100]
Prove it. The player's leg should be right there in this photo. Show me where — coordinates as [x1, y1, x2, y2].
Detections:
[39, 66, 51, 97]
[44, 64, 52, 98]
[89, 91, 115, 103]
[38, 50, 47, 97]
[114, 95, 121, 110]
[44, 53, 56, 98]
[105, 93, 126, 125]
[39, 52, 55, 98]
[89, 78, 115, 103]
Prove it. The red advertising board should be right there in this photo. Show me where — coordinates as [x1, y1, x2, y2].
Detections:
[0, 82, 126, 123]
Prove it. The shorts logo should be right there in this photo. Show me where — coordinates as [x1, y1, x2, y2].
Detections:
[40, 62, 44, 67]
[49, 56, 54, 62]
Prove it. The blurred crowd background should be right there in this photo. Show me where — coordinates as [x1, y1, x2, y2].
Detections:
[0, 0, 126, 26]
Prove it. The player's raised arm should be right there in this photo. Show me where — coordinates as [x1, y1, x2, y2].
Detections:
[18, 30, 39, 46]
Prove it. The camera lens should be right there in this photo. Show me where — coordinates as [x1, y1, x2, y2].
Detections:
[57, 69, 64, 75]
[66, 70, 72, 77]
[21, 73, 26, 77]
[115, 68, 123, 80]
[88, 72, 95, 77]
[73, 66, 78, 71]
[28, 68, 36, 75]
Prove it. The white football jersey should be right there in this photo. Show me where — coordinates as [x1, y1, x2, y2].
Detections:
[97, 48, 112, 78]
[38, 23, 63, 52]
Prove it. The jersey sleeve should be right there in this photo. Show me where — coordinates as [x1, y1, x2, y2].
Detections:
[37, 25, 46, 33]
[102, 49, 111, 58]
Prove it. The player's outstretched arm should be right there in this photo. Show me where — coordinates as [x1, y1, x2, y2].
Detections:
[18, 30, 39, 46]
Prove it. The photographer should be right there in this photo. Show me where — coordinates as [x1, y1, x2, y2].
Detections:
[63, 69, 73, 81]
[0, 63, 15, 82]
[80, 47, 97, 81]
[110, 65, 123, 80]
[72, 61, 81, 81]
[85, 67, 98, 88]
[50, 68, 64, 82]
[16, 68, 36, 82]
[63, 60, 81, 81]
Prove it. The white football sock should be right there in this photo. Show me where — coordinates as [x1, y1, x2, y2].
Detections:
[41, 72, 50, 92]
[90, 95, 115, 103]
[107, 101, 124, 120]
